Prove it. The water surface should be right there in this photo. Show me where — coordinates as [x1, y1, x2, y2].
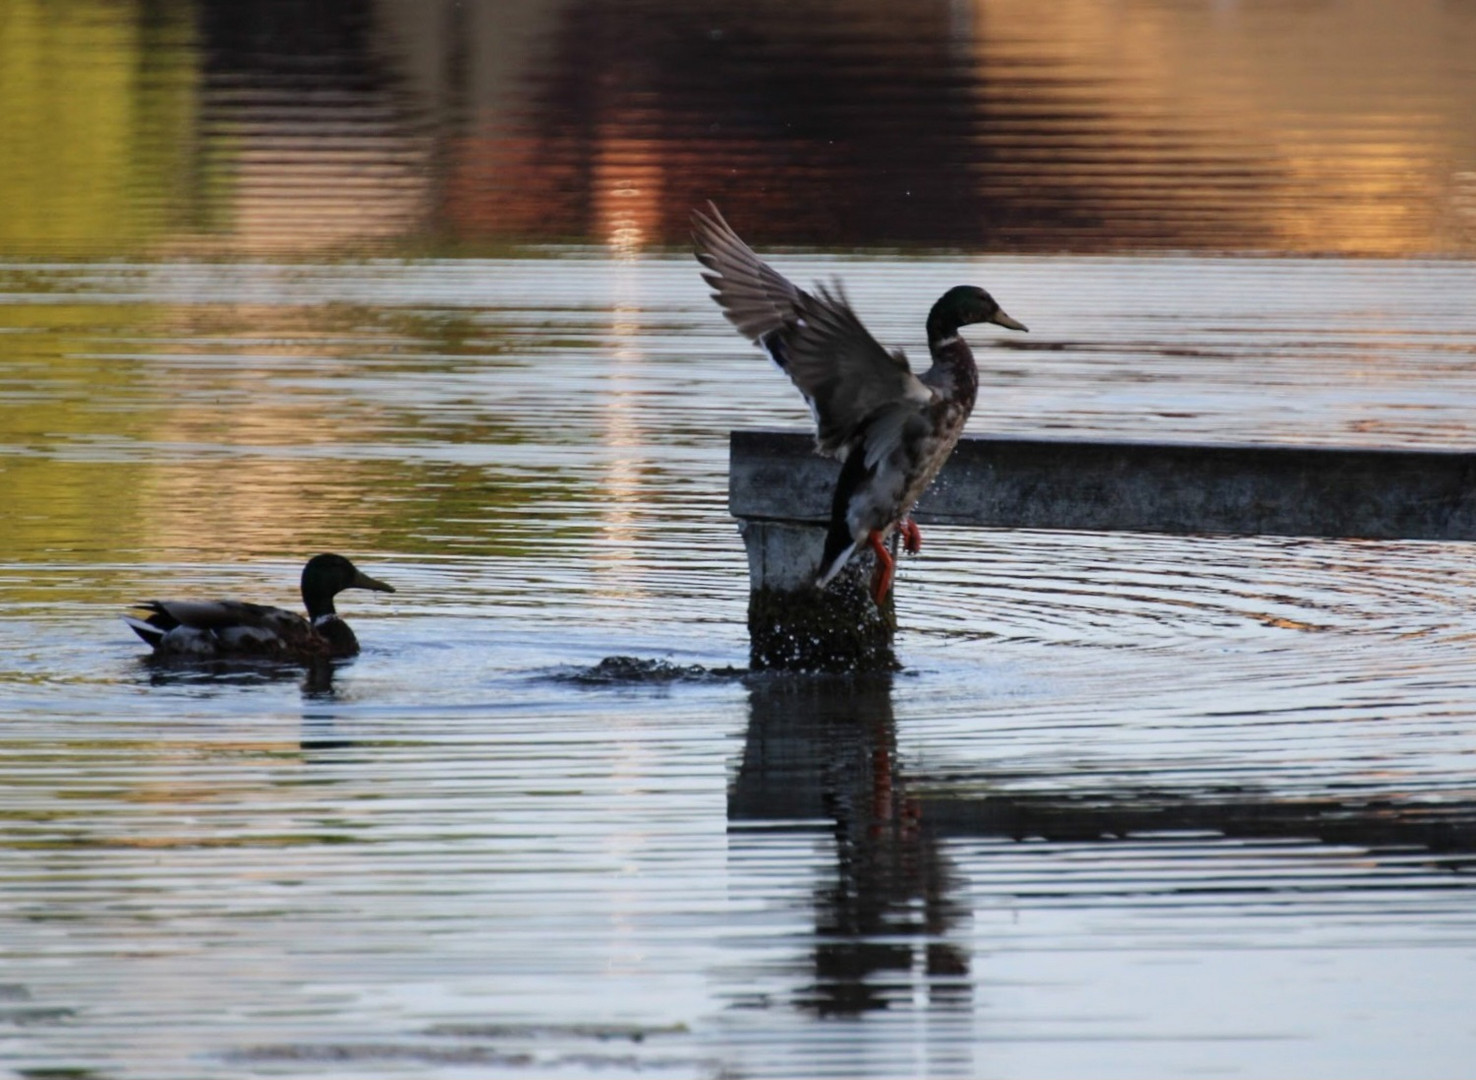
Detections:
[3, 253, 1476, 1079]
[5, 1, 1476, 1076]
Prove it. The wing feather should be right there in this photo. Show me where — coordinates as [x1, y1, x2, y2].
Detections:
[146, 599, 299, 631]
[693, 203, 932, 457]
[691, 202, 804, 340]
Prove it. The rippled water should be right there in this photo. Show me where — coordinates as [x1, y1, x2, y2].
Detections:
[4, 0, 1475, 257]
[6, 0, 1476, 1075]
[3, 252, 1476, 1078]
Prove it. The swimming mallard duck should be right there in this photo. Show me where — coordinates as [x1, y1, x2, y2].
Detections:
[692, 202, 1027, 603]
[123, 553, 395, 660]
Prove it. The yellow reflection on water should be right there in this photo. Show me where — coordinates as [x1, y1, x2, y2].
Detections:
[0, 287, 556, 601]
[0, 0, 204, 256]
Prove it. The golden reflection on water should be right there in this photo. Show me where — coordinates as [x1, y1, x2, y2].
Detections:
[973, 0, 1476, 256]
[594, 136, 666, 255]
[3, 0, 1475, 255]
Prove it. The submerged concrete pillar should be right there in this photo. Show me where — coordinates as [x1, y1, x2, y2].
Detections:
[738, 520, 897, 673]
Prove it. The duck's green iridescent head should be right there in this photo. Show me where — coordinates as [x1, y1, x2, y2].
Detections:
[927, 285, 1028, 342]
[301, 553, 395, 618]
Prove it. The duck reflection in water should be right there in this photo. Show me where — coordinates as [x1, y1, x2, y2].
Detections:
[138, 658, 355, 751]
[730, 674, 970, 1016]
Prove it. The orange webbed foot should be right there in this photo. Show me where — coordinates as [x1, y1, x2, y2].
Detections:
[867, 530, 896, 605]
[899, 517, 922, 555]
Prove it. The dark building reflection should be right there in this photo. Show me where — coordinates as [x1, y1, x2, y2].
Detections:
[427, 0, 1281, 251]
[730, 674, 971, 1016]
[195, 0, 433, 251]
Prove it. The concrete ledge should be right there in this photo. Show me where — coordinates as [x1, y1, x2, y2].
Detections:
[731, 429, 1476, 541]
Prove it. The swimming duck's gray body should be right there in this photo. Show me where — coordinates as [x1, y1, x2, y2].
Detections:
[124, 553, 394, 660]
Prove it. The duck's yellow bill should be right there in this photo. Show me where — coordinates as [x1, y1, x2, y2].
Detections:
[353, 571, 396, 593]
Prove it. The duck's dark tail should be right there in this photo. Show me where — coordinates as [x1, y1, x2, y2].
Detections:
[815, 447, 871, 588]
[121, 614, 165, 647]
[121, 602, 177, 648]
[816, 526, 859, 589]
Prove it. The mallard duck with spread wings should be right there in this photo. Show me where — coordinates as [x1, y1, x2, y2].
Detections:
[124, 553, 395, 660]
[692, 202, 1027, 603]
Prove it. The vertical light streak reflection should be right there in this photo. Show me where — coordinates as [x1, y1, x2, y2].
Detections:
[589, 128, 665, 594]
[595, 294, 648, 591]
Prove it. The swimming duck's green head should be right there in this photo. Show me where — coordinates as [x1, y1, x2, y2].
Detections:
[928, 285, 1028, 341]
[301, 553, 395, 618]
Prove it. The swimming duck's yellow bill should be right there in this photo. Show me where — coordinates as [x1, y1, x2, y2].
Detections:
[991, 310, 1028, 332]
[353, 570, 395, 593]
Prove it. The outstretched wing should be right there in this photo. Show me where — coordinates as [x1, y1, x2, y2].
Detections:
[692, 202, 931, 458]
[691, 201, 806, 341]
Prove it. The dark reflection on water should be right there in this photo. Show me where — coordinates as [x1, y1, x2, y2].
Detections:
[732, 675, 971, 1018]
[730, 666, 1476, 1033]
[142, 655, 353, 746]
[4, 0, 1476, 255]
[923, 788, 1476, 874]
